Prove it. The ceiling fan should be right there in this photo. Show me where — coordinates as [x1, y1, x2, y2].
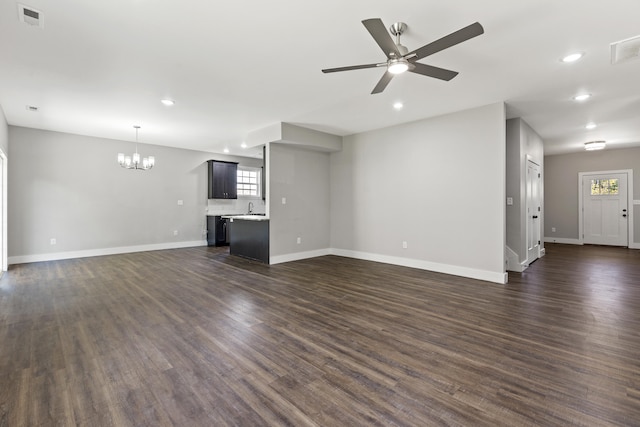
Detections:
[322, 18, 484, 94]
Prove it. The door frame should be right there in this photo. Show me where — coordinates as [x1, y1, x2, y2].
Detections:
[578, 169, 634, 247]
[0, 148, 6, 273]
[526, 159, 542, 264]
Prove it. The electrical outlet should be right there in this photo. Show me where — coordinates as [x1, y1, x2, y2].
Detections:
[282, 197, 287, 205]
[402, 241, 408, 249]
[173, 230, 179, 236]
[551, 227, 556, 232]
[177, 200, 183, 206]
[50, 238, 56, 245]
[296, 237, 301, 244]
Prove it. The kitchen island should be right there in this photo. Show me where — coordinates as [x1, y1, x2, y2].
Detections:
[225, 215, 269, 263]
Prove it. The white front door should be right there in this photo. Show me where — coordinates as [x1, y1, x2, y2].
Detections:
[582, 173, 628, 246]
[526, 160, 541, 263]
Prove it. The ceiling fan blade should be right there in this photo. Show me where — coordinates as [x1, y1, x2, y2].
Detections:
[371, 71, 394, 94]
[409, 62, 459, 81]
[322, 63, 383, 73]
[407, 22, 484, 61]
[362, 18, 401, 59]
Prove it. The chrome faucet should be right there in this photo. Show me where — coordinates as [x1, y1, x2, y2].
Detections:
[248, 201, 254, 214]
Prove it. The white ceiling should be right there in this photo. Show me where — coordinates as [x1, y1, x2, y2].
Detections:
[1, 0, 640, 157]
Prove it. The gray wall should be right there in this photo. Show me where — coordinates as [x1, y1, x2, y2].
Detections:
[269, 143, 330, 258]
[8, 126, 260, 260]
[330, 102, 507, 283]
[545, 147, 640, 244]
[505, 118, 544, 264]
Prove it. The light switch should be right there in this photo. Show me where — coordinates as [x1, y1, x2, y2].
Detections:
[282, 197, 286, 205]
[506, 197, 513, 206]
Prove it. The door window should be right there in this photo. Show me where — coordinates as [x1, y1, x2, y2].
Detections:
[590, 179, 619, 195]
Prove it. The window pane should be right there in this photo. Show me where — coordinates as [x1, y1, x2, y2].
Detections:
[591, 178, 619, 195]
[237, 167, 261, 196]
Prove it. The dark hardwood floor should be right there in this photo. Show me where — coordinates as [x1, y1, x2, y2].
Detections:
[1, 243, 639, 426]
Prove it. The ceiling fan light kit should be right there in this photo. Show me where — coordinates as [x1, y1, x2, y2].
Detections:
[322, 18, 484, 94]
[388, 58, 409, 74]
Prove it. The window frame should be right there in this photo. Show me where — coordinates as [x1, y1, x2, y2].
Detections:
[236, 166, 261, 199]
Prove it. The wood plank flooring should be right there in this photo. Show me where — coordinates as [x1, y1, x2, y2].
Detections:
[1, 243, 639, 426]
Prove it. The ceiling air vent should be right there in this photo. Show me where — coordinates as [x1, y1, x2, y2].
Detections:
[18, 4, 43, 28]
[611, 34, 640, 65]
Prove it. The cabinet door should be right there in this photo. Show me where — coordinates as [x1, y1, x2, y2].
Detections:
[206, 216, 216, 246]
[225, 162, 238, 199]
[208, 160, 238, 199]
[212, 162, 227, 198]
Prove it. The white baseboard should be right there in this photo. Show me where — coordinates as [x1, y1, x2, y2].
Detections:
[270, 248, 332, 265]
[505, 245, 528, 272]
[14, 242, 511, 285]
[507, 262, 528, 273]
[8, 240, 207, 265]
[329, 248, 507, 284]
[544, 237, 582, 245]
[545, 237, 640, 249]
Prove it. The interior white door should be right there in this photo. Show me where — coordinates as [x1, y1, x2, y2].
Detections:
[526, 161, 541, 263]
[582, 173, 628, 246]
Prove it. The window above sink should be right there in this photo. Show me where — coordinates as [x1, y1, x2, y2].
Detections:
[237, 167, 261, 197]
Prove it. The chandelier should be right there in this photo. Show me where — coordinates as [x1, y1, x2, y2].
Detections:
[117, 125, 155, 170]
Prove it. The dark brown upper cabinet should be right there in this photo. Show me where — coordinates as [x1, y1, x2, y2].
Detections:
[208, 160, 238, 199]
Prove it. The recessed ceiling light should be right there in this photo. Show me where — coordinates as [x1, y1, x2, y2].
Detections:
[241, 142, 247, 149]
[561, 52, 584, 63]
[585, 122, 597, 130]
[393, 102, 403, 110]
[573, 93, 591, 101]
[223, 148, 229, 154]
[160, 99, 175, 106]
[584, 140, 606, 151]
